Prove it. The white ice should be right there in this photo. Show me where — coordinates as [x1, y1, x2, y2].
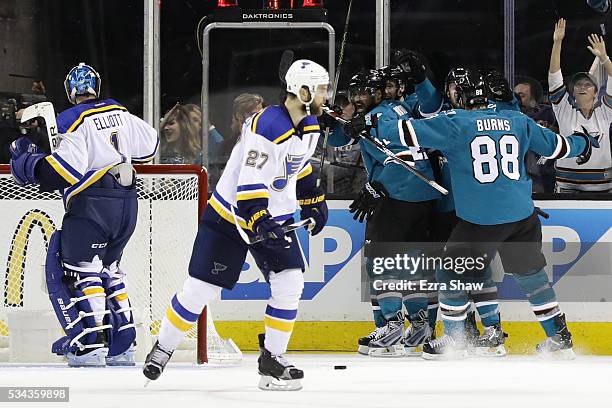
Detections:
[0, 354, 611, 408]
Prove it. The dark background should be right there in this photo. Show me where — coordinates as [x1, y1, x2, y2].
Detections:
[0, 0, 610, 147]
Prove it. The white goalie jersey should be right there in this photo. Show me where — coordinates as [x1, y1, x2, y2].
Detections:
[209, 105, 321, 229]
[46, 98, 159, 202]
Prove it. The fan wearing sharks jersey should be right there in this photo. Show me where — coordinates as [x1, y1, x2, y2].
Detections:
[144, 60, 330, 391]
[9, 62, 159, 367]
[381, 69, 595, 359]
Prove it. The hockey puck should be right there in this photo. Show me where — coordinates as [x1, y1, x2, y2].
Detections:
[334, 365, 347, 370]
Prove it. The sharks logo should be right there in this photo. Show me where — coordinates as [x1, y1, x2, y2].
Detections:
[271, 154, 305, 191]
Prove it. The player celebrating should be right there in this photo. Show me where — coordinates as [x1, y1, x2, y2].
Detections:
[9, 62, 159, 366]
[366, 69, 596, 359]
[143, 60, 330, 391]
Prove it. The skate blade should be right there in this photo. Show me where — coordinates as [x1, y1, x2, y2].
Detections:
[422, 349, 468, 361]
[368, 344, 406, 358]
[471, 345, 507, 358]
[258, 375, 302, 391]
[144, 379, 151, 388]
[537, 348, 576, 361]
[357, 345, 370, 355]
[403, 345, 423, 356]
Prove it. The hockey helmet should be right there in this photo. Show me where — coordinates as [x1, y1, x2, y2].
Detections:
[285, 59, 330, 109]
[64, 62, 101, 105]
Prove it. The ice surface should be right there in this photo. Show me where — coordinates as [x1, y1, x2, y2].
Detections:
[0, 354, 610, 408]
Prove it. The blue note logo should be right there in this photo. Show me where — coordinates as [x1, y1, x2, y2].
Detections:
[271, 154, 304, 191]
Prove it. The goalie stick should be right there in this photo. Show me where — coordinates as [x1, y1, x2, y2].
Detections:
[20, 101, 60, 152]
[230, 206, 315, 245]
[322, 106, 449, 195]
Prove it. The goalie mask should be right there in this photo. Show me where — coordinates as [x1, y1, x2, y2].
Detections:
[64, 63, 101, 105]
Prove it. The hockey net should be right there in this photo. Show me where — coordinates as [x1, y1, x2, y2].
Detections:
[0, 164, 241, 364]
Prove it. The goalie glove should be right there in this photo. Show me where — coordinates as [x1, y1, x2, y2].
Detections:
[9, 137, 44, 186]
[575, 126, 601, 165]
[298, 187, 328, 236]
[349, 181, 388, 223]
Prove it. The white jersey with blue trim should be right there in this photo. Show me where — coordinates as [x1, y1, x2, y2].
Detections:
[209, 105, 320, 229]
[45, 99, 159, 203]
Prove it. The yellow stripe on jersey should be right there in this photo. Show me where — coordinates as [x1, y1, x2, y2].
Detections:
[273, 128, 295, 144]
[208, 196, 250, 230]
[166, 307, 194, 332]
[303, 124, 320, 132]
[236, 190, 270, 201]
[115, 293, 129, 301]
[264, 316, 295, 332]
[65, 164, 118, 204]
[297, 163, 313, 180]
[66, 105, 128, 133]
[45, 156, 79, 185]
[251, 107, 268, 133]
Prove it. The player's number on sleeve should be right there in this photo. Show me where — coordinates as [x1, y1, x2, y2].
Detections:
[470, 135, 520, 183]
[245, 150, 269, 169]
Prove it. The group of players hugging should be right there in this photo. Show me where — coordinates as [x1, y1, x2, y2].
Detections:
[7, 49, 597, 391]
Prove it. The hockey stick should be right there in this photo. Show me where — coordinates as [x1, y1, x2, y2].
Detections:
[230, 206, 314, 245]
[279, 49, 295, 85]
[316, 0, 354, 187]
[20, 102, 60, 152]
[322, 106, 449, 195]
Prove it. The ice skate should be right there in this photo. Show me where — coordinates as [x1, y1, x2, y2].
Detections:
[66, 331, 108, 367]
[473, 323, 508, 357]
[143, 341, 173, 382]
[535, 314, 575, 360]
[403, 310, 432, 356]
[422, 334, 468, 360]
[257, 334, 303, 391]
[368, 312, 406, 357]
[357, 326, 386, 355]
[465, 310, 480, 353]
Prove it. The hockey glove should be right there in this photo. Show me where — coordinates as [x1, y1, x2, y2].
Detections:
[319, 104, 342, 130]
[349, 181, 388, 223]
[481, 69, 513, 102]
[298, 187, 328, 236]
[9, 137, 44, 186]
[575, 126, 601, 165]
[247, 209, 291, 250]
[343, 113, 378, 139]
[394, 50, 427, 84]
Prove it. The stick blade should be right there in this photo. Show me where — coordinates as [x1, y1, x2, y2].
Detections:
[20, 101, 54, 123]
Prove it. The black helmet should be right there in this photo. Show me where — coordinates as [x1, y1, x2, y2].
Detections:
[348, 69, 385, 100]
[446, 67, 487, 108]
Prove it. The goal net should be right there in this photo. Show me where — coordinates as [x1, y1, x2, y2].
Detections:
[0, 164, 241, 364]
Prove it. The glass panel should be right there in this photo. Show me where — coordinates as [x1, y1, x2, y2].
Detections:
[0, 0, 143, 163]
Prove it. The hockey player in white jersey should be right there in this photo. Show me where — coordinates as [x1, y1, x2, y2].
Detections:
[9, 63, 159, 366]
[143, 60, 330, 391]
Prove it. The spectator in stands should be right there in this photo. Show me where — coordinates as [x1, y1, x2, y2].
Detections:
[514, 76, 558, 193]
[222, 93, 264, 155]
[160, 103, 223, 165]
[549, 18, 612, 193]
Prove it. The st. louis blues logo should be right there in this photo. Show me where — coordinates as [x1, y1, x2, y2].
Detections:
[272, 154, 305, 191]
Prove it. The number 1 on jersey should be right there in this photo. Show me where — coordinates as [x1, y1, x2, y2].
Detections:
[471, 134, 520, 183]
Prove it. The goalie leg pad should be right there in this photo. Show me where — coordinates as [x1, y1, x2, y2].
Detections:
[46, 231, 111, 361]
[104, 265, 136, 365]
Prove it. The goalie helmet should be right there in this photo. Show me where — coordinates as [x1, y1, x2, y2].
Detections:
[64, 62, 101, 105]
[285, 59, 330, 111]
[453, 68, 488, 108]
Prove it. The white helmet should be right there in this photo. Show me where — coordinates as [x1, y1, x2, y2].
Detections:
[285, 59, 330, 113]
